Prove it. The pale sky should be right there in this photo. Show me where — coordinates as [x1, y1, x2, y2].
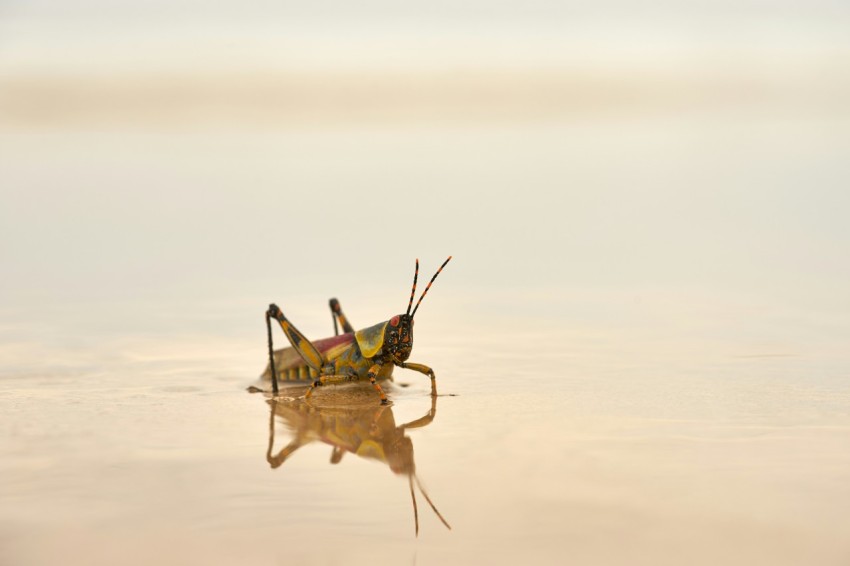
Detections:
[1, 0, 849, 73]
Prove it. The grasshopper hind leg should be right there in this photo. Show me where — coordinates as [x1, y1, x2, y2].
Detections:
[266, 304, 325, 396]
[329, 298, 355, 336]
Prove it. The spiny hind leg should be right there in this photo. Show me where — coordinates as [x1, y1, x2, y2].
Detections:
[267, 304, 324, 371]
[328, 298, 354, 335]
[399, 362, 438, 396]
[266, 304, 324, 395]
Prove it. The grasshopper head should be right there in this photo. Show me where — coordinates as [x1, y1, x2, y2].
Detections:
[385, 313, 414, 362]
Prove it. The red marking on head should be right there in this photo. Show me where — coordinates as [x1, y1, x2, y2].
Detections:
[390, 315, 400, 327]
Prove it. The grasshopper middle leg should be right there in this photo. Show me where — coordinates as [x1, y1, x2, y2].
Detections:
[304, 363, 389, 405]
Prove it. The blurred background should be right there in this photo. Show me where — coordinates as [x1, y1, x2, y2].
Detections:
[2, 1, 848, 320]
[2, 2, 850, 565]
[2, 0, 849, 382]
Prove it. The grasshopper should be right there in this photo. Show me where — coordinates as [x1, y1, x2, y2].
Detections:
[263, 257, 452, 404]
[265, 393, 451, 535]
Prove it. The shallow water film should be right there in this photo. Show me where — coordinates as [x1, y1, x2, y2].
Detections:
[3, 3, 850, 565]
[3, 288, 850, 565]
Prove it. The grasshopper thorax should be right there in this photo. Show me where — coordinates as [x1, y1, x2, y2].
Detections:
[385, 313, 414, 362]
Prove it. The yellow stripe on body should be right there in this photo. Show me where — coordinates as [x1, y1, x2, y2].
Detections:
[323, 343, 353, 363]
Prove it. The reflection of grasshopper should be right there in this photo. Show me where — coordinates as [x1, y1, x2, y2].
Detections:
[266, 393, 451, 536]
[263, 257, 452, 403]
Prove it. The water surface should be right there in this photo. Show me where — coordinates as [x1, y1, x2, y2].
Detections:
[2, 283, 849, 565]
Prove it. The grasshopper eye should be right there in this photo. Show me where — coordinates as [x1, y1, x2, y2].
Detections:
[390, 315, 400, 327]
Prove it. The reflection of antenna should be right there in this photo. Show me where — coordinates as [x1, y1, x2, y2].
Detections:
[409, 476, 419, 536]
[409, 474, 452, 536]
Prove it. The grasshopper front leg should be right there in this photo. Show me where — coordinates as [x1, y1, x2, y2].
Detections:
[398, 362, 439, 397]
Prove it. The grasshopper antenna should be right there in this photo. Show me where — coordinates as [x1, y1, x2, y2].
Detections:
[406, 259, 420, 316]
[414, 474, 451, 531]
[410, 256, 452, 319]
